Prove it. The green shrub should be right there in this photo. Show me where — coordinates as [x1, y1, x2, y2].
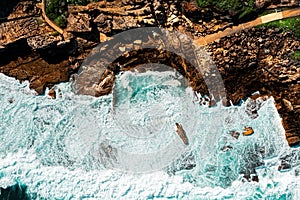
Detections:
[51, 31, 59, 36]
[54, 15, 67, 28]
[196, 0, 208, 7]
[195, 0, 257, 20]
[45, 0, 68, 28]
[292, 51, 300, 60]
[67, 0, 88, 6]
[258, 17, 300, 37]
[67, 0, 100, 6]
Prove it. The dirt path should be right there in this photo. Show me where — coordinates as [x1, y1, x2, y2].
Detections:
[40, 0, 299, 46]
[40, 0, 64, 35]
[194, 7, 300, 46]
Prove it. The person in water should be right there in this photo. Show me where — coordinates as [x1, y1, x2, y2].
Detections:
[175, 123, 189, 145]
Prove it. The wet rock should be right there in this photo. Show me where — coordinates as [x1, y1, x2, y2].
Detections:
[221, 145, 233, 152]
[93, 70, 115, 97]
[278, 160, 291, 171]
[243, 174, 259, 182]
[48, 89, 56, 99]
[175, 123, 189, 145]
[8, 98, 14, 104]
[286, 136, 300, 146]
[1, 0, 299, 150]
[230, 131, 240, 139]
[246, 95, 269, 119]
[208, 27, 300, 146]
[167, 151, 196, 175]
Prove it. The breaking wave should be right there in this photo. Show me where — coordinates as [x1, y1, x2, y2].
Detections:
[0, 72, 299, 199]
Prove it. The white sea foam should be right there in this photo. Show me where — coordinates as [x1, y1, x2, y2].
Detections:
[0, 72, 299, 199]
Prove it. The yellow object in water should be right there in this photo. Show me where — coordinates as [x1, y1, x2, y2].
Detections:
[243, 127, 254, 136]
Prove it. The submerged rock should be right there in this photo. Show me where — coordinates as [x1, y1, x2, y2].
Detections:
[278, 160, 291, 171]
[0, 183, 30, 200]
[230, 131, 240, 139]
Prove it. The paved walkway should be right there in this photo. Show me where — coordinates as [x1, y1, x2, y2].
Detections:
[40, 1, 300, 45]
[194, 7, 300, 46]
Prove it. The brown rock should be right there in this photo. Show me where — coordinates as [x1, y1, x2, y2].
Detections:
[27, 34, 61, 50]
[66, 13, 92, 33]
[230, 131, 240, 139]
[175, 123, 189, 145]
[0, 18, 39, 46]
[221, 145, 232, 152]
[100, 33, 111, 43]
[48, 89, 56, 99]
[8, 98, 14, 104]
[282, 99, 294, 111]
[278, 160, 291, 171]
[286, 136, 300, 146]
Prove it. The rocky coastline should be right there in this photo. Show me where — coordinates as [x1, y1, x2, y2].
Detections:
[0, 0, 299, 146]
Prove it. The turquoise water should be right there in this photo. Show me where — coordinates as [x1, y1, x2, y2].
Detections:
[0, 71, 299, 199]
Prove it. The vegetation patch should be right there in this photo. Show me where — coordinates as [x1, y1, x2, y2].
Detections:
[196, 0, 257, 21]
[67, 0, 100, 6]
[46, 0, 68, 28]
[258, 17, 300, 37]
[45, 0, 101, 28]
[292, 51, 300, 60]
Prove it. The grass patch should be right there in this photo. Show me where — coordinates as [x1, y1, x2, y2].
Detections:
[196, 0, 257, 20]
[51, 31, 59, 36]
[46, 0, 68, 28]
[292, 51, 300, 60]
[67, 0, 100, 6]
[258, 17, 300, 37]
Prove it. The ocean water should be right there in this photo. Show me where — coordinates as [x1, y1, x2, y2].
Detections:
[0, 71, 299, 199]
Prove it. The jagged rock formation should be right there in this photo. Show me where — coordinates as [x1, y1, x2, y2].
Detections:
[66, 13, 92, 33]
[258, 0, 300, 8]
[0, 0, 299, 146]
[0, 1, 39, 46]
[208, 28, 300, 145]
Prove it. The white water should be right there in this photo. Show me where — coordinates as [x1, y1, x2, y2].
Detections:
[0, 72, 299, 199]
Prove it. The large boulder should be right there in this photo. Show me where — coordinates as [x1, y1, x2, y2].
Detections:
[66, 13, 92, 32]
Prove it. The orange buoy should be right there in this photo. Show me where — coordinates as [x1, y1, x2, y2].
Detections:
[243, 127, 254, 136]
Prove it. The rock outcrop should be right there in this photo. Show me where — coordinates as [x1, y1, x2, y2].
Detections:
[27, 34, 62, 50]
[66, 13, 92, 33]
[0, 18, 39, 46]
[0, 0, 299, 146]
[208, 28, 300, 146]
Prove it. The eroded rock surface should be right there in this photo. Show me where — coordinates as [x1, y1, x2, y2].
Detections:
[0, 0, 299, 146]
[208, 28, 300, 146]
